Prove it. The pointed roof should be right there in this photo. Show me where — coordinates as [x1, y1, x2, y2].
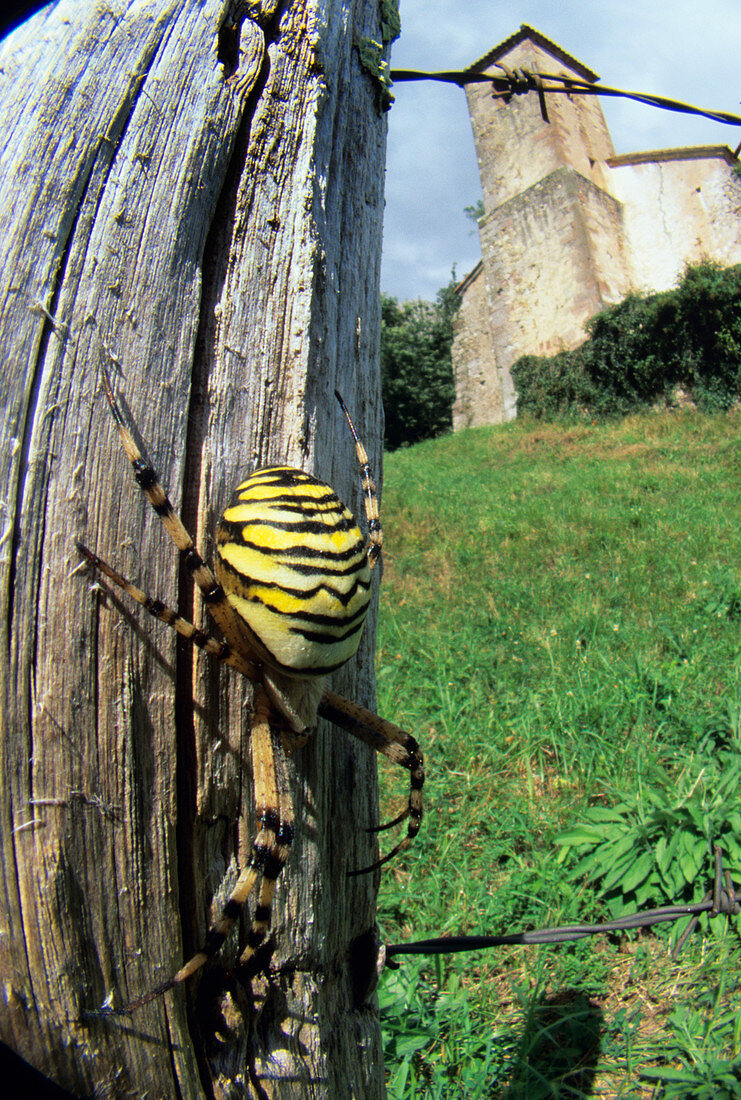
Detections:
[468, 24, 600, 84]
[455, 260, 483, 296]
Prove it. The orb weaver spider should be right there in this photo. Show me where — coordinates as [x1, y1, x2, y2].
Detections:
[77, 368, 424, 1015]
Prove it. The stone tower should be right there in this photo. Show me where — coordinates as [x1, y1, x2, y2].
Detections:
[452, 25, 741, 429]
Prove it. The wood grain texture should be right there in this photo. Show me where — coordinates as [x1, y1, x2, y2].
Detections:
[0, 0, 389, 1095]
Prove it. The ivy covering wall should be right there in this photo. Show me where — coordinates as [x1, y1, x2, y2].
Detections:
[511, 262, 741, 419]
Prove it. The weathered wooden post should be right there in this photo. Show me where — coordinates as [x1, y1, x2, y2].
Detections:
[0, 0, 394, 1094]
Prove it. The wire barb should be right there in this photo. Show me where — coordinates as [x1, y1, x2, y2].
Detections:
[389, 67, 741, 130]
[384, 845, 739, 967]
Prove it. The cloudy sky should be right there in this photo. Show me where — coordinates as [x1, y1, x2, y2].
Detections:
[381, 0, 741, 301]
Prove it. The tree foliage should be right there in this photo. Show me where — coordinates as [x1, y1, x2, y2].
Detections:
[380, 279, 459, 449]
[463, 198, 485, 225]
[511, 262, 741, 420]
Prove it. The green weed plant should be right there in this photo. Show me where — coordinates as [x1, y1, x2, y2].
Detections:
[555, 738, 741, 918]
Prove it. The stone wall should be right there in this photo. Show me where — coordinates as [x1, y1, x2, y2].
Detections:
[473, 167, 630, 428]
[607, 148, 741, 292]
[451, 261, 507, 430]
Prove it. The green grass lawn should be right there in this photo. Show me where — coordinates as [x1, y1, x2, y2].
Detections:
[374, 409, 741, 1098]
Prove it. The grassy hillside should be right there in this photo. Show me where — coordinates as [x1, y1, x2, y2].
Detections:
[373, 410, 741, 1098]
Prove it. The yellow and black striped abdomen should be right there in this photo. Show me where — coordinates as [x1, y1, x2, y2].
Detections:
[214, 466, 371, 677]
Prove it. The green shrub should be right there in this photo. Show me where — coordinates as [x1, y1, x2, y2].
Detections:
[380, 279, 459, 449]
[674, 262, 741, 409]
[505, 350, 597, 420]
[512, 262, 741, 419]
[555, 735, 741, 918]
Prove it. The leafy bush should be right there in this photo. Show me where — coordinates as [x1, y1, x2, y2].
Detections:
[504, 349, 597, 420]
[380, 279, 459, 449]
[555, 735, 741, 918]
[512, 262, 741, 419]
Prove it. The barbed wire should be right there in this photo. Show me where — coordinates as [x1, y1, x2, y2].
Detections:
[383, 845, 739, 969]
[390, 65, 741, 135]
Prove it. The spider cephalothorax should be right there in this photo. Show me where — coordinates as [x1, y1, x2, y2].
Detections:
[77, 369, 423, 1014]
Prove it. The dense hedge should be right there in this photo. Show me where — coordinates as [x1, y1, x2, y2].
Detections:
[511, 262, 741, 419]
[380, 280, 459, 450]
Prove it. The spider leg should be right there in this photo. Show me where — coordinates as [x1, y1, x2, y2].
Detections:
[76, 542, 259, 681]
[334, 391, 383, 569]
[368, 807, 410, 833]
[318, 689, 423, 874]
[93, 688, 292, 1016]
[98, 364, 251, 658]
[238, 722, 293, 969]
